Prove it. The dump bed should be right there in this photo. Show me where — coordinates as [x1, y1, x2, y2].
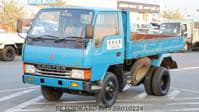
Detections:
[126, 33, 184, 59]
[121, 11, 185, 60]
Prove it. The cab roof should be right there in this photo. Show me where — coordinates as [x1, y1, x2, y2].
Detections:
[41, 7, 123, 12]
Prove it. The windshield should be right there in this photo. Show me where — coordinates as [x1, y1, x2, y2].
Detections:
[159, 23, 180, 35]
[28, 9, 93, 39]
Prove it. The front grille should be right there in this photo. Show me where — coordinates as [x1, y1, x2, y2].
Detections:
[34, 64, 71, 78]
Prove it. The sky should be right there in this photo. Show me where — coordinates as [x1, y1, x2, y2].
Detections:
[16, 0, 199, 18]
[20, 0, 199, 10]
[17, 0, 198, 10]
[162, 0, 198, 10]
[161, 0, 199, 19]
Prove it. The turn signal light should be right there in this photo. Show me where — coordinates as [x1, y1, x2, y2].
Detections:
[84, 69, 91, 81]
[71, 82, 79, 87]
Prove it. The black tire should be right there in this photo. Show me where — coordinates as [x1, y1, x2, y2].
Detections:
[152, 67, 170, 96]
[41, 86, 63, 101]
[143, 67, 156, 95]
[192, 43, 199, 51]
[96, 72, 119, 108]
[0, 46, 16, 61]
[171, 61, 178, 69]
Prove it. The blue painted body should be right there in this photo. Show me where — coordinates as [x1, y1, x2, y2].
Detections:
[126, 36, 184, 59]
[23, 7, 185, 91]
[23, 45, 86, 68]
[23, 74, 84, 90]
[151, 53, 171, 67]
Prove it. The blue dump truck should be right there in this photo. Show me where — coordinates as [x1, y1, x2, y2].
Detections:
[17, 7, 185, 107]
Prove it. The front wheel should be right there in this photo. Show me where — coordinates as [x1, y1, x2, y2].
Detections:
[41, 86, 63, 101]
[0, 46, 16, 61]
[95, 72, 119, 108]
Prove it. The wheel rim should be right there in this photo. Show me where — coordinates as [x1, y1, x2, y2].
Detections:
[105, 81, 116, 101]
[6, 49, 14, 59]
[160, 74, 169, 90]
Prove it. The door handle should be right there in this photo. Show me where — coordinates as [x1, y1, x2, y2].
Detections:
[116, 52, 121, 57]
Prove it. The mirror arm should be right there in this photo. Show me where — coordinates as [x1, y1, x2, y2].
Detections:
[85, 24, 94, 39]
[17, 32, 26, 40]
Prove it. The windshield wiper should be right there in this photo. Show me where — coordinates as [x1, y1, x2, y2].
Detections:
[54, 37, 80, 43]
[29, 35, 61, 41]
[46, 35, 62, 38]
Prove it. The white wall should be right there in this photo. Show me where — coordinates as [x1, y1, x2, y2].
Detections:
[65, 0, 160, 9]
[65, 0, 118, 9]
[120, 0, 160, 5]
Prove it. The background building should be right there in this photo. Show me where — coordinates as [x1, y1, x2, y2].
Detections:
[118, 0, 160, 31]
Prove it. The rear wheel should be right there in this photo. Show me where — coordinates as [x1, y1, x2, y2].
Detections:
[152, 67, 170, 96]
[41, 86, 63, 101]
[143, 67, 156, 95]
[95, 72, 119, 108]
[0, 46, 16, 61]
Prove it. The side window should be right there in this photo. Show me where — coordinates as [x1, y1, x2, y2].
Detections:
[94, 13, 119, 48]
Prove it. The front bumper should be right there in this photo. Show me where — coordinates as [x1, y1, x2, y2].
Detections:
[23, 74, 101, 91]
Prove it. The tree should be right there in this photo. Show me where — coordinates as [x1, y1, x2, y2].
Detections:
[35, 0, 66, 11]
[0, 0, 25, 32]
[49, 0, 66, 7]
[161, 9, 184, 20]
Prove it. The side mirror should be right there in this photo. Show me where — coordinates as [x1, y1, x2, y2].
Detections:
[17, 19, 23, 33]
[181, 29, 188, 37]
[17, 19, 33, 33]
[85, 24, 93, 39]
[16, 19, 33, 39]
[181, 24, 188, 37]
[183, 32, 188, 37]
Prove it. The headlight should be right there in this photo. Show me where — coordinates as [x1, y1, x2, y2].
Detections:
[71, 69, 91, 80]
[23, 64, 36, 74]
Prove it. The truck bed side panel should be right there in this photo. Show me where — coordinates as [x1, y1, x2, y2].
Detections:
[126, 36, 184, 59]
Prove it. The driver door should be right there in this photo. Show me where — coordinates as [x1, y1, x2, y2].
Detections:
[91, 12, 124, 80]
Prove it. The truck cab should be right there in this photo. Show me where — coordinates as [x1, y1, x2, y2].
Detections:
[159, 22, 190, 51]
[19, 7, 184, 107]
[0, 31, 25, 61]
